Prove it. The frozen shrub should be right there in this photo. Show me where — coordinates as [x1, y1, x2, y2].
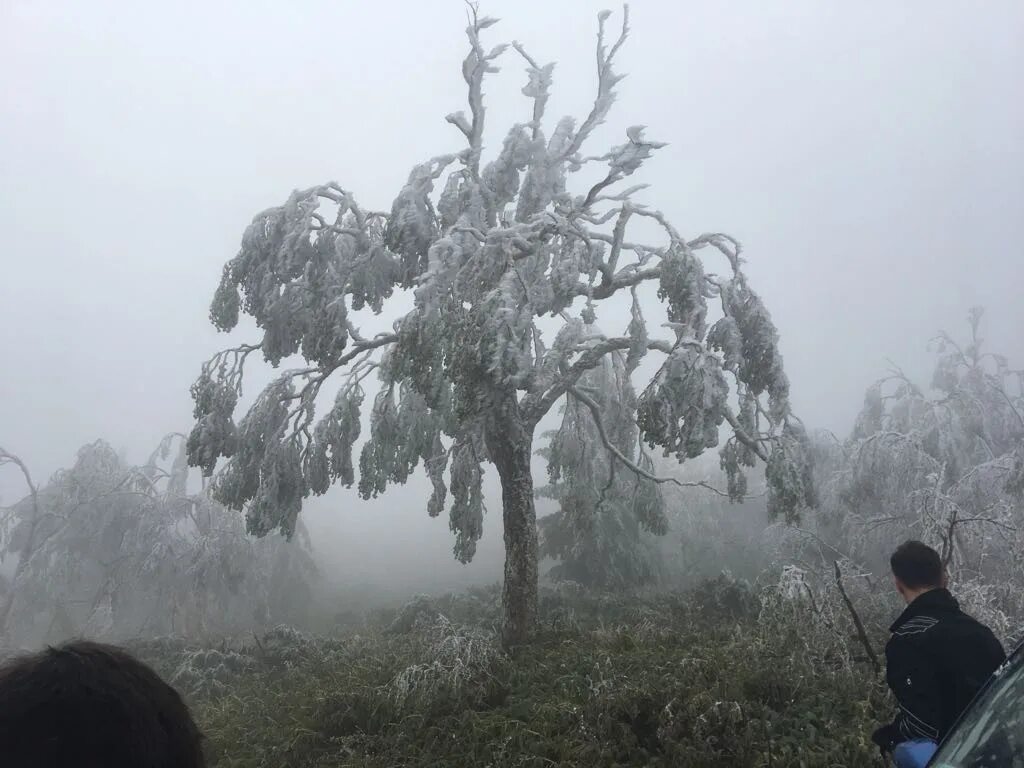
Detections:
[691, 573, 759, 623]
[170, 647, 257, 699]
[386, 594, 439, 635]
[256, 624, 316, 668]
[387, 615, 508, 715]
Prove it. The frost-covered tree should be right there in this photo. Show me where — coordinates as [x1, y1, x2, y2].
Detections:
[187, 8, 811, 645]
[0, 437, 315, 647]
[821, 308, 1024, 633]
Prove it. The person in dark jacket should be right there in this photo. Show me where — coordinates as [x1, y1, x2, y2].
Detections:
[872, 541, 1006, 766]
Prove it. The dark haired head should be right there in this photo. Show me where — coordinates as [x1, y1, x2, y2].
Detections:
[890, 540, 945, 592]
[0, 640, 205, 768]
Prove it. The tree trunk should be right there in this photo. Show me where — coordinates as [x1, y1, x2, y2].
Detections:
[485, 407, 538, 649]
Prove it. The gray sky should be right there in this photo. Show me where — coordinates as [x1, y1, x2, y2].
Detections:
[2, 1, 1022, 588]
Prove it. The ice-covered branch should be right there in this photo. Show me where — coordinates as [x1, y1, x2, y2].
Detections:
[568, 387, 732, 498]
[0, 448, 38, 500]
[511, 42, 554, 139]
[447, 6, 507, 177]
[559, 6, 630, 163]
[524, 335, 676, 422]
[721, 408, 770, 464]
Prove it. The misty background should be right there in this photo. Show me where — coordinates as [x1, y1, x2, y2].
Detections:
[2, 0, 1022, 596]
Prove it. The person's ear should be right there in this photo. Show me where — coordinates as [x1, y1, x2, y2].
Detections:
[894, 577, 907, 597]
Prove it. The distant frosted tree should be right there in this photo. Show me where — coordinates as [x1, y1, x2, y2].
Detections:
[536, 327, 667, 590]
[187, 7, 812, 645]
[823, 308, 1024, 629]
[0, 437, 315, 646]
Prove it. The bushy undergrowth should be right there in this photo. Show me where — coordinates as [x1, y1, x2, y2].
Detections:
[130, 580, 891, 768]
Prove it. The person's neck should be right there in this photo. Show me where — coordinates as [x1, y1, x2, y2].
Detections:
[904, 585, 943, 605]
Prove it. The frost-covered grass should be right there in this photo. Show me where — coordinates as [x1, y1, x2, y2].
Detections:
[130, 582, 890, 768]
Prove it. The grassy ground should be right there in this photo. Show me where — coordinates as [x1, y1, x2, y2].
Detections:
[131, 581, 891, 767]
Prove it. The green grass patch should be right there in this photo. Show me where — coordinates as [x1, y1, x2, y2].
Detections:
[131, 583, 891, 767]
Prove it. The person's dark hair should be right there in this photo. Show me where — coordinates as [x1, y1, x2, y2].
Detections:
[0, 640, 205, 768]
[890, 540, 945, 590]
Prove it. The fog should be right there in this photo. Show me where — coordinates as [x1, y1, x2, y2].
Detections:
[2, 0, 1022, 597]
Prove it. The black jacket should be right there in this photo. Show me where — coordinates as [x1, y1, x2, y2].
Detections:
[872, 588, 1006, 752]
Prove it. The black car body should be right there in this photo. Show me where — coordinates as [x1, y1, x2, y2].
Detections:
[928, 638, 1024, 766]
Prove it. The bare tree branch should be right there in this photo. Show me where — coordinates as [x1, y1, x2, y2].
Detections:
[833, 560, 882, 676]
